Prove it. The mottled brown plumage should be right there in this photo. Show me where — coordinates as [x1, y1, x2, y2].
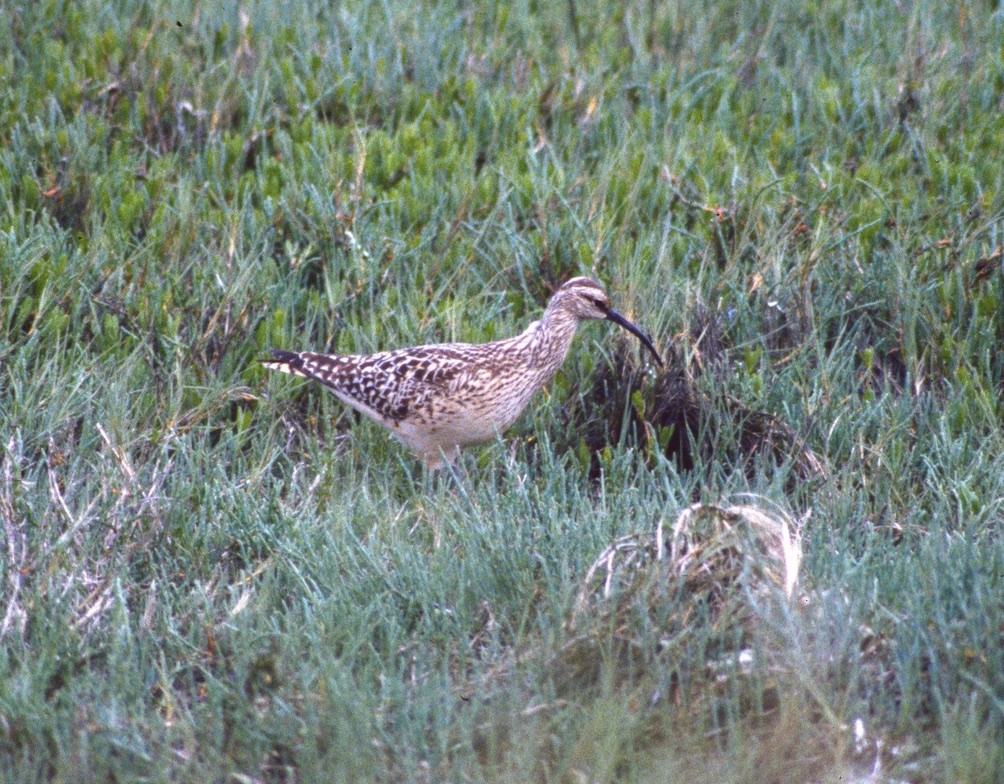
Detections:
[263, 277, 661, 468]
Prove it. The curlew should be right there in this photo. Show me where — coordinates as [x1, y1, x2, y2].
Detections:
[262, 277, 662, 469]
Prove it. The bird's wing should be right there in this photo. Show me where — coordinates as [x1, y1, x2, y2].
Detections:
[262, 347, 475, 423]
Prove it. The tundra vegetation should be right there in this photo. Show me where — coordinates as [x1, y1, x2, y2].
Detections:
[1, 0, 1002, 781]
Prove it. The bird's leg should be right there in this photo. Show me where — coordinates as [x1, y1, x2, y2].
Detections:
[420, 464, 437, 498]
[417, 463, 445, 547]
[442, 455, 471, 500]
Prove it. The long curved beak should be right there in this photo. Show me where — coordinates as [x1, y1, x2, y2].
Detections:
[606, 309, 663, 366]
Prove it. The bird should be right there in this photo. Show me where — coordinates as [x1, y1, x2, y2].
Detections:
[262, 277, 662, 469]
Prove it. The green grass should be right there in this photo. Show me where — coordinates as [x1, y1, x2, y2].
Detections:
[2, 0, 1003, 781]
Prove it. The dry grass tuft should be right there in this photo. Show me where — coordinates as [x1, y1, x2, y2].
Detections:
[458, 502, 811, 780]
[574, 501, 802, 612]
[555, 502, 804, 695]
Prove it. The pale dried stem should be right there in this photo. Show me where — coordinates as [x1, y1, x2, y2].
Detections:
[1, 441, 27, 638]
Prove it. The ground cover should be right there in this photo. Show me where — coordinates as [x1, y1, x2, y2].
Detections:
[1, 0, 1002, 781]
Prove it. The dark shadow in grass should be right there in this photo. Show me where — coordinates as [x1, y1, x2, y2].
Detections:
[563, 305, 826, 485]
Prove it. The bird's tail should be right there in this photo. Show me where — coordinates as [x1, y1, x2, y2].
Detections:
[261, 349, 312, 379]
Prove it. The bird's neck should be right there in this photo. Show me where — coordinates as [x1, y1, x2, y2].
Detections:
[529, 307, 580, 374]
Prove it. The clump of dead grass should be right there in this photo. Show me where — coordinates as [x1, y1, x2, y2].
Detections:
[573, 501, 802, 614]
[554, 501, 804, 694]
[459, 502, 805, 702]
[459, 502, 810, 779]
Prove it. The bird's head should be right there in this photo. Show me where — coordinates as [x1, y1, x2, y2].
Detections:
[548, 277, 663, 365]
